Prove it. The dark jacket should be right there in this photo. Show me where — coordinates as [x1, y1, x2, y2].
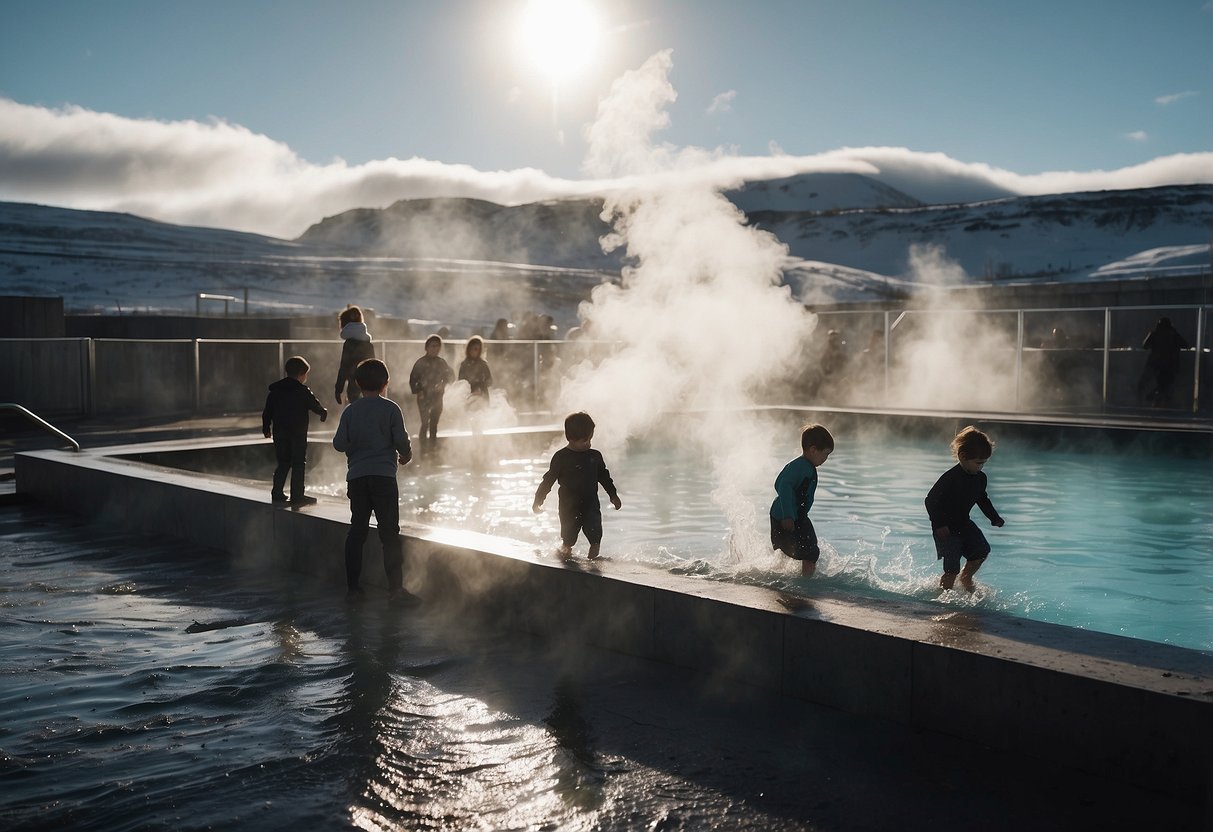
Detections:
[458, 357, 493, 397]
[263, 377, 327, 436]
[410, 355, 454, 399]
[335, 338, 376, 403]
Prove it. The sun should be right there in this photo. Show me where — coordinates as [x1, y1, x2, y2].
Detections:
[516, 0, 602, 84]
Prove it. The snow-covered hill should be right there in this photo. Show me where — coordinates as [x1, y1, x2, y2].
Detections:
[1, 175, 1209, 330]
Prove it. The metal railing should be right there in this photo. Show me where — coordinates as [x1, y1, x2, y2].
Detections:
[1, 403, 80, 451]
[1, 303, 1209, 421]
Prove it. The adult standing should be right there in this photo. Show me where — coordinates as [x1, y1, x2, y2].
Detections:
[334, 305, 376, 405]
[1137, 316, 1190, 408]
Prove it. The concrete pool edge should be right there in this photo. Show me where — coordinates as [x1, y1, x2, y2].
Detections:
[15, 441, 1213, 803]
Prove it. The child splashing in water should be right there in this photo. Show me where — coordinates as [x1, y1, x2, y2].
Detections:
[532, 412, 622, 561]
[925, 426, 1005, 592]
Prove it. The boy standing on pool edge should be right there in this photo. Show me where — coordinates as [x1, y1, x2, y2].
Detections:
[332, 358, 417, 602]
[926, 425, 1005, 592]
[532, 412, 621, 560]
[770, 423, 835, 577]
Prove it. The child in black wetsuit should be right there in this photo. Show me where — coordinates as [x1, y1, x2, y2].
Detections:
[532, 411, 622, 560]
[925, 425, 1005, 591]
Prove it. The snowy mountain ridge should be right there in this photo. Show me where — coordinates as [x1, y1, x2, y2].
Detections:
[1, 173, 1209, 327]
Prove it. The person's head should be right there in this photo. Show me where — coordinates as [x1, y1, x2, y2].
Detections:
[1157, 316, 1173, 330]
[951, 425, 994, 473]
[283, 355, 310, 380]
[425, 335, 442, 356]
[354, 358, 389, 393]
[465, 335, 483, 359]
[800, 423, 834, 467]
[339, 305, 363, 327]
[564, 411, 595, 449]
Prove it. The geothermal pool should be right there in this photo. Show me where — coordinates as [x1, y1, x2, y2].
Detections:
[314, 431, 1213, 653]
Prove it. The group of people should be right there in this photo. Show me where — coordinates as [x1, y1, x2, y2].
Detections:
[265, 306, 1005, 596]
[262, 305, 494, 600]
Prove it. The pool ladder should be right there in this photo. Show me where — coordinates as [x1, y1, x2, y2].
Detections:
[1, 403, 81, 452]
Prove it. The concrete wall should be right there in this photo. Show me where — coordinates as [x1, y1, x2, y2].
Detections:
[1, 295, 64, 337]
[14, 440, 1213, 805]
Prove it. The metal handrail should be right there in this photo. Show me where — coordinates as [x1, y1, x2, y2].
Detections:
[1, 404, 81, 451]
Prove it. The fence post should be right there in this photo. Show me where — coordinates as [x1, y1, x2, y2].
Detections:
[1102, 308, 1112, 408]
[533, 341, 540, 410]
[1194, 306, 1207, 415]
[883, 310, 891, 405]
[79, 338, 95, 418]
[193, 339, 201, 414]
[1015, 310, 1024, 411]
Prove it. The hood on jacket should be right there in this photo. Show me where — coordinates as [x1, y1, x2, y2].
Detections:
[340, 322, 372, 342]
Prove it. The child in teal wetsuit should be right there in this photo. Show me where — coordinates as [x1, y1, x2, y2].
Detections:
[770, 423, 834, 577]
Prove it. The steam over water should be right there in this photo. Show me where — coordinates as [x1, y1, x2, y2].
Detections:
[559, 50, 817, 568]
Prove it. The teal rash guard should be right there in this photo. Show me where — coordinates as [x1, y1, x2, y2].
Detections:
[770, 456, 818, 523]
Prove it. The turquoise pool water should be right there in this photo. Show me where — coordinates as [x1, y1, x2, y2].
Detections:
[318, 431, 1213, 652]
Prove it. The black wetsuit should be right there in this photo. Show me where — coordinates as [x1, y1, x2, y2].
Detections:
[534, 447, 619, 547]
[924, 464, 1001, 532]
[925, 464, 1003, 571]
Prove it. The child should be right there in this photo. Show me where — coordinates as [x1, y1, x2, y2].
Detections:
[532, 411, 622, 560]
[334, 305, 375, 405]
[457, 336, 493, 402]
[925, 425, 1005, 591]
[409, 334, 454, 451]
[332, 358, 416, 601]
[770, 423, 834, 577]
[262, 355, 327, 507]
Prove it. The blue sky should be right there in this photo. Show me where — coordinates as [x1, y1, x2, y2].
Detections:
[4, 0, 1209, 175]
[1, 0, 1210, 236]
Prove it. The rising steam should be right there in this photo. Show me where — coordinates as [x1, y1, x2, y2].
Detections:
[557, 50, 817, 566]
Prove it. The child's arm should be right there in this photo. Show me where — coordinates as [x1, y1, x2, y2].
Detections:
[409, 361, 424, 395]
[306, 388, 328, 423]
[977, 491, 1004, 527]
[772, 465, 799, 529]
[532, 456, 560, 512]
[262, 393, 273, 438]
[598, 455, 621, 510]
[390, 405, 412, 465]
[925, 470, 947, 533]
[332, 410, 351, 453]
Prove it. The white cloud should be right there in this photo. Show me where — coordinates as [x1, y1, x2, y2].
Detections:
[1, 96, 1211, 238]
[1125, 130, 1149, 142]
[706, 89, 736, 115]
[1155, 90, 1198, 105]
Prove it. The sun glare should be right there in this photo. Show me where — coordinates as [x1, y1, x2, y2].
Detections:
[516, 0, 602, 83]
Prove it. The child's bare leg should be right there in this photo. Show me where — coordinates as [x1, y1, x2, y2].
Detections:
[587, 543, 600, 560]
[959, 558, 985, 592]
[801, 559, 816, 577]
[940, 571, 958, 590]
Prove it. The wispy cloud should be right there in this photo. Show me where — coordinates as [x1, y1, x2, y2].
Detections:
[706, 90, 736, 115]
[1, 97, 1211, 238]
[1155, 90, 1199, 105]
[1124, 130, 1149, 142]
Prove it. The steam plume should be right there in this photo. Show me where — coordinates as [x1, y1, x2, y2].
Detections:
[558, 50, 816, 566]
